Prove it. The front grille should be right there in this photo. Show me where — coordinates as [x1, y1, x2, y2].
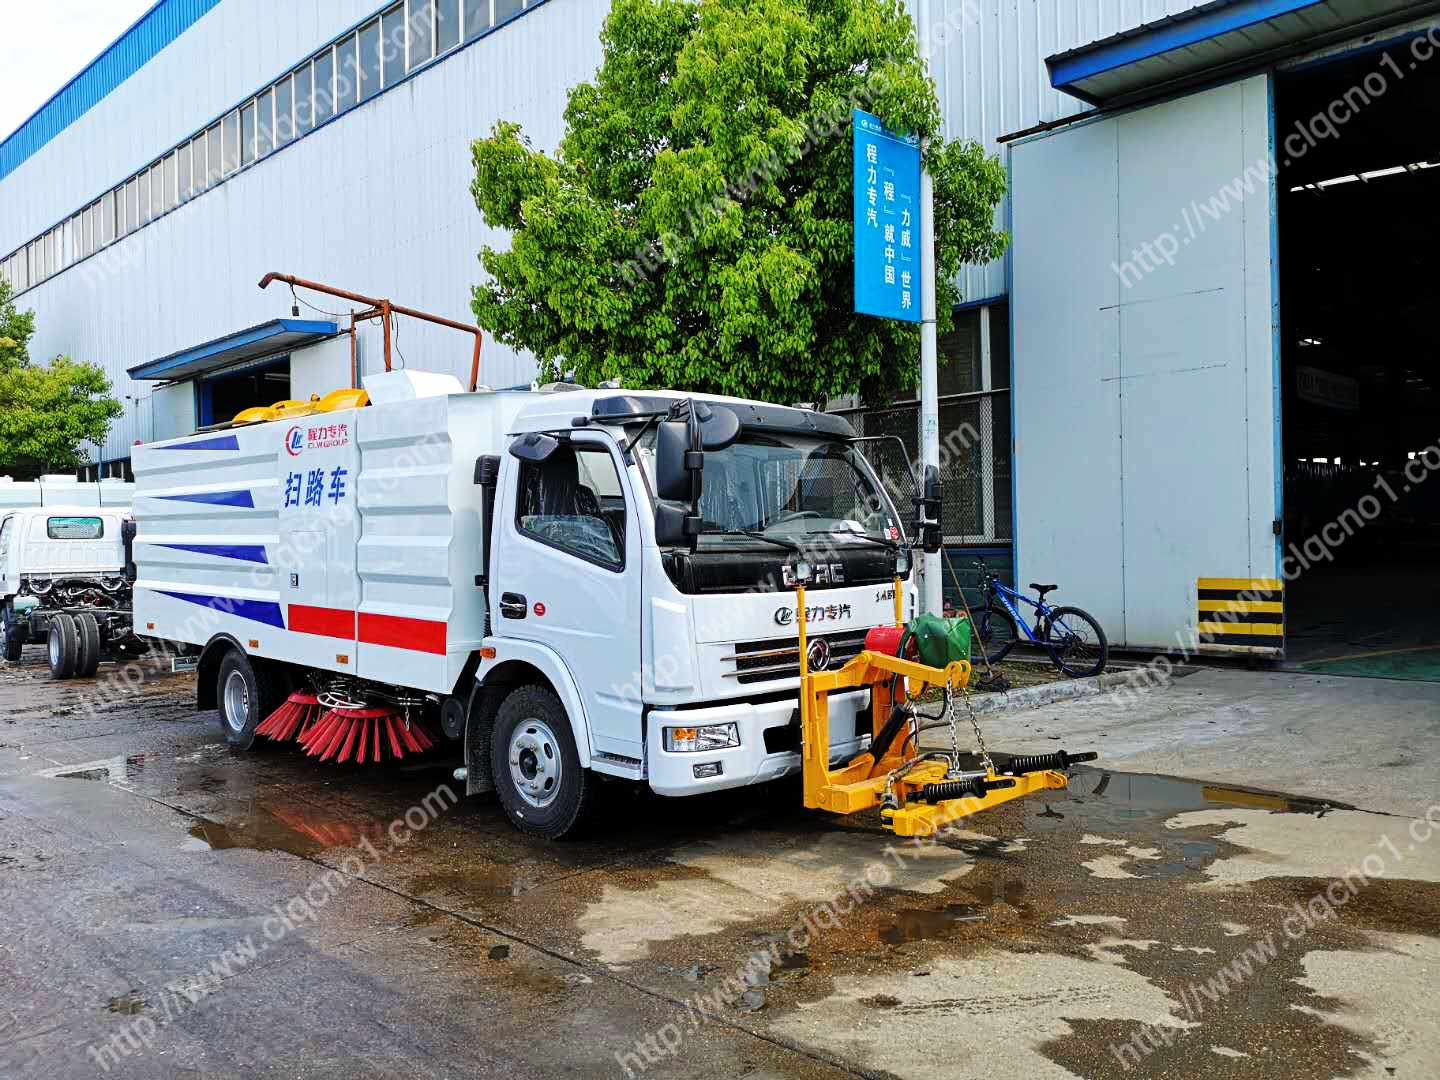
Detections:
[723, 629, 871, 684]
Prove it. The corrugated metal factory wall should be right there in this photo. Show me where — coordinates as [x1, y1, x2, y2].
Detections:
[0, 0, 1216, 464]
[0, 0, 606, 462]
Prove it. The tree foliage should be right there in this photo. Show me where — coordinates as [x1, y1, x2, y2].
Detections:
[0, 280, 123, 479]
[470, 0, 1007, 405]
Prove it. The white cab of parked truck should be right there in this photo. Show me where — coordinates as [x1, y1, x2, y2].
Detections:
[0, 505, 135, 669]
[0, 506, 131, 599]
[133, 371, 916, 836]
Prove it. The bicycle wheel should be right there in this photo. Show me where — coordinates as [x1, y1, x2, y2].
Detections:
[1043, 605, 1108, 678]
[972, 600, 1020, 665]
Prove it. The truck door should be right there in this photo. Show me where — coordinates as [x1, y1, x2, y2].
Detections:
[495, 433, 644, 761]
[0, 516, 12, 596]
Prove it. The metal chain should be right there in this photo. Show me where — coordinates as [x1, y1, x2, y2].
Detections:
[943, 686, 963, 777]
[957, 683, 995, 775]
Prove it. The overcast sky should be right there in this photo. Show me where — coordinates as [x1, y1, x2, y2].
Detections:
[0, 0, 155, 144]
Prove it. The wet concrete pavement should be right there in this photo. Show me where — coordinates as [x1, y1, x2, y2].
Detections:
[2, 654, 1438, 1079]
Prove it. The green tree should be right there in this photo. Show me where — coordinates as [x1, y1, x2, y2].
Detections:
[470, 0, 1007, 405]
[0, 280, 123, 479]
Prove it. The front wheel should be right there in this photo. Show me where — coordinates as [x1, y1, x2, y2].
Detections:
[1043, 606, 1109, 678]
[973, 600, 1020, 665]
[490, 685, 594, 839]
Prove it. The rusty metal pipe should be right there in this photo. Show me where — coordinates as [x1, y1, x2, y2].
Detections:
[259, 272, 483, 390]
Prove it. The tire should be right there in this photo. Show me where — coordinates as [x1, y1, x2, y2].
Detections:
[973, 600, 1020, 665]
[47, 615, 79, 679]
[1, 605, 22, 663]
[74, 613, 102, 678]
[1043, 605, 1109, 679]
[216, 649, 284, 750]
[490, 685, 594, 839]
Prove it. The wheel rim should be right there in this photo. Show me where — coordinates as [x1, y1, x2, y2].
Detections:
[223, 670, 251, 733]
[508, 718, 562, 809]
[48, 628, 60, 667]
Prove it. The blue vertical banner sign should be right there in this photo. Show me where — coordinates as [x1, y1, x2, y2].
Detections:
[853, 109, 921, 323]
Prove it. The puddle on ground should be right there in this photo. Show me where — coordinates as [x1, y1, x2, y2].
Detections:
[106, 994, 145, 1015]
[880, 902, 988, 944]
[1031, 766, 1342, 830]
[180, 802, 387, 855]
[407, 864, 547, 901]
[43, 750, 218, 790]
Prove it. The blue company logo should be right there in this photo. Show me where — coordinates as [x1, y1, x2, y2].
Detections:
[285, 426, 305, 456]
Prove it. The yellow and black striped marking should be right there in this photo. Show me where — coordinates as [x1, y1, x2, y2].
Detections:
[1196, 578, 1284, 654]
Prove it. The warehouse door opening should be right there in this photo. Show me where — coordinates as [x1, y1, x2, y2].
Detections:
[1277, 40, 1440, 681]
[198, 358, 291, 428]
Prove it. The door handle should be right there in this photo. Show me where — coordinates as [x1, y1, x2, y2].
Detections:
[499, 592, 528, 619]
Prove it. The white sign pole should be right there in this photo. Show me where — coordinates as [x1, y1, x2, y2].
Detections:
[916, 0, 942, 616]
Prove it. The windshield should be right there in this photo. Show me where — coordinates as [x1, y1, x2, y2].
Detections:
[633, 429, 904, 545]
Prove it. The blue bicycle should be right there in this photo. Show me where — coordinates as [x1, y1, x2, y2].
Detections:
[970, 559, 1109, 678]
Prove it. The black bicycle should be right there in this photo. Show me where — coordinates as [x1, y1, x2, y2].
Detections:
[968, 559, 1109, 678]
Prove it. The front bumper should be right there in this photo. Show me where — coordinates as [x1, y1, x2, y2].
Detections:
[647, 689, 870, 796]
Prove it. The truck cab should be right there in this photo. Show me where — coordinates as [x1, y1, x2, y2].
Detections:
[474, 390, 916, 835]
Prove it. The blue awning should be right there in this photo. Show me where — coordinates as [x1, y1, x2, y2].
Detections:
[128, 319, 337, 381]
[1047, 0, 1428, 105]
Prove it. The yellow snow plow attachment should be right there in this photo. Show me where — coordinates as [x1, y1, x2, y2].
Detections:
[794, 580, 1094, 837]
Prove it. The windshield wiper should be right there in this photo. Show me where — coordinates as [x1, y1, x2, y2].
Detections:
[712, 529, 801, 552]
[803, 528, 898, 551]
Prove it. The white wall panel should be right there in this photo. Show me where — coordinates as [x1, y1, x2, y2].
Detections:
[150, 382, 195, 442]
[291, 337, 355, 402]
[1010, 110, 1126, 642]
[1011, 75, 1278, 650]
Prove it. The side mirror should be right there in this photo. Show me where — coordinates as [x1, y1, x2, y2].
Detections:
[121, 519, 138, 584]
[654, 500, 701, 548]
[473, 454, 501, 485]
[653, 401, 738, 551]
[654, 420, 696, 502]
[914, 464, 943, 554]
[508, 432, 560, 462]
[692, 402, 740, 451]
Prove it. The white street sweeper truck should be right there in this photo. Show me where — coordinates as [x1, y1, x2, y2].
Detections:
[133, 276, 1094, 838]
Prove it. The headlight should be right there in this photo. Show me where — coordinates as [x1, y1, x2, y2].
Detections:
[663, 722, 740, 752]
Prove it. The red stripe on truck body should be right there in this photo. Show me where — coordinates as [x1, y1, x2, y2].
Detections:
[288, 604, 356, 639]
[358, 611, 447, 654]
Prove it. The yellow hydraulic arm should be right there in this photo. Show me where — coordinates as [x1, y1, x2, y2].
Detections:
[794, 574, 1090, 837]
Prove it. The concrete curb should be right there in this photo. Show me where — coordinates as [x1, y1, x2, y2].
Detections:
[966, 668, 1152, 715]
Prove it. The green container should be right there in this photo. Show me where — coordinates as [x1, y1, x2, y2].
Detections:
[900, 612, 972, 668]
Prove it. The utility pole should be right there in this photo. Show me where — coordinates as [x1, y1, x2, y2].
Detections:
[916, 0, 942, 615]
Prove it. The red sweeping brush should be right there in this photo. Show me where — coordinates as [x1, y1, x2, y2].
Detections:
[256, 691, 323, 742]
[297, 706, 439, 764]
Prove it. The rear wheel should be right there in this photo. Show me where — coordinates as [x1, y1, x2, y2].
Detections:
[216, 650, 284, 750]
[74, 613, 102, 678]
[973, 600, 1020, 665]
[47, 615, 78, 679]
[1043, 605, 1109, 678]
[491, 686, 594, 839]
[1, 605, 22, 663]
